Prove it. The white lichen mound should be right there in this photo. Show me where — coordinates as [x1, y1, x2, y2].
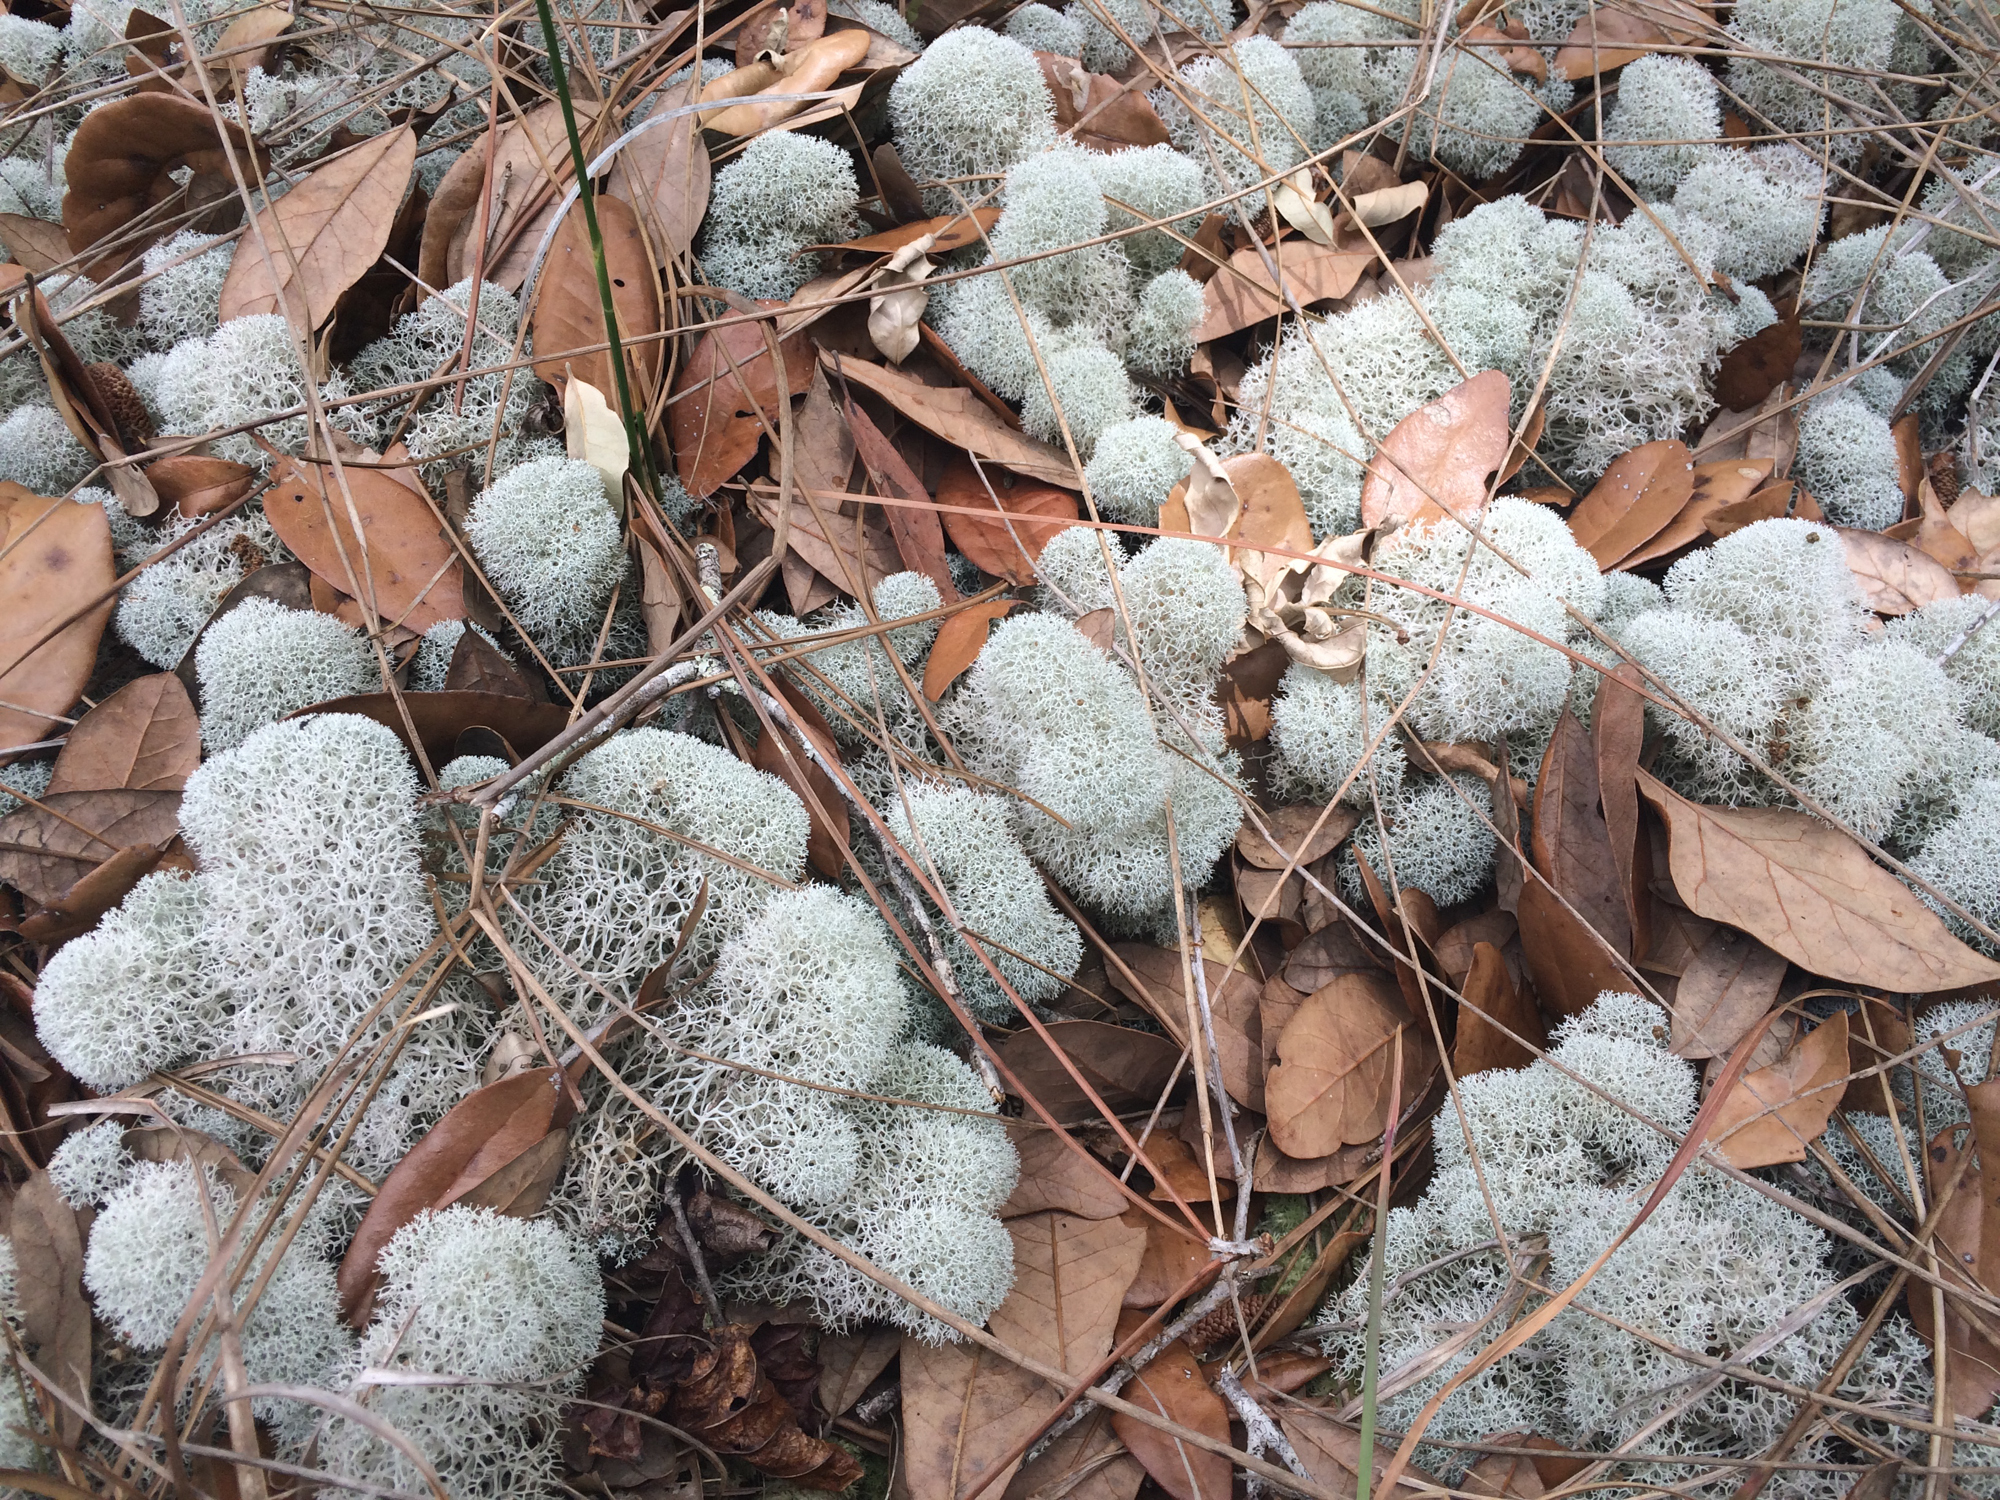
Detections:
[85, 1156, 352, 1442]
[0, 404, 93, 494]
[520, 728, 810, 1023]
[1084, 416, 1192, 526]
[154, 314, 346, 467]
[1786, 638, 1963, 842]
[1322, 993, 1859, 1485]
[1367, 497, 1607, 745]
[944, 611, 1241, 923]
[1154, 36, 1315, 215]
[114, 504, 287, 669]
[700, 132, 861, 300]
[1397, 44, 1541, 181]
[1086, 145, 1205, 279]
[888, 28, 1055, 211]
[887, 783, 1083, 1022]
[193, 596, 378, 752]
[47, 1120, 133, 1209]
[139, 229, 233, 350]
[1127, 269, 1203, 377]
[1019, 340, 1137, 458]
[1616, 607, 1788, 805]
[33, 872, 211, 1090]
[1271, 665, 1407, 808]
[1345, 772, 1495, 905]
[1886, 594, 2000, 738]
[319, 1208, 603, 1498]
[1910, 778, 2000, 952]
[1728, 0, 1899, 163]
[1006, 2, 1082, 53]
[722, 1040, 1019, 1341]
[1115, 536, 1248, 715]
[1600, 55, 1722, 197]
[466, 455, 629, 668]
[1793, 389, 1905, 531]
[1672, 145, 1825, 281]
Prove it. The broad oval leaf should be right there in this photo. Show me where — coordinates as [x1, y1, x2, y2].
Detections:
[0, 790, 180, 905]
[1359, 369, 1512, 532]
[1670, 925, 1787, 1059]
[936, 453, 1079, 586]
[1566, 439, 1693, 569]
[263, 452, 465, 632]
[1836, 525, 1960, 614]
[0, 484, 115, 749]
[531, 192, 662, 402]
[47, 673, 198, 794]
[1640, 770, 2000, 992]
[1265, 970, 1430, 1157]
[669, 304, 815, 498]
[605, 80, 711, 261]
[1110, 1337, 1231, 1500]
[219, 126, 416, 333]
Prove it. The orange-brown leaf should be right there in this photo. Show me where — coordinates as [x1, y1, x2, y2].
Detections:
[1707, 1010, 1847, 1167]
[604, 80, 711, 261]
[263, 453, 464, 632]
[1453, 941, 1545, 1077]
[145, 455, 257, 520]
[830, 352, 1078, 489]
[1533, 705, 1631, 957]
[1111, 1338, 1231, 1500]
[923, 598, 1018, 699]
[219, 127, 415, 333]
[1639, 770, 2000, 992]
[936, 453, 1080, 586]
[669, 304, 814, 497]
[1565, 439, 1692, 569]
[1001, 1119, 1128, 1219]
[1193, 240, 1375, 341]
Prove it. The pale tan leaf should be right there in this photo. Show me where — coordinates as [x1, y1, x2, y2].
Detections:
[1836, 526, 1959, 614]
[1359, 370, 1512, 531]
[1194, 241, 1376, 341]
[1670, 926, 1788, 1059]
[564, 375, 630, 503]
[1640, 770, 2000, 990]
[605, 80, 711, 260]
[220, 126, 415, 334]
[1002, 1119, 1128, 1218]
[1350, 180, 1427, 226]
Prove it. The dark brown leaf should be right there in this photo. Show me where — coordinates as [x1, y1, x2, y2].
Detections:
[997, 1021, 1183, 1123]
[443, 628, 539, 699]
[1111, 1338, 1230, 1500]
[532, 192, 662, 402]
[669, 304, 815, 498]
[11, 1169, 88, 1443]
[750, 688, 848, 880]
[843, 390, 956, 601]
[1714, 308, 1803, 412]
[17, 841, 169, 943]
[1592, 663, 1647, 948]
[1454, 941, 1545, 1077]
[0, 790, 179, 905]
[1532, 704, 1631, 958]
[292, 690, 570, 768]
[1516, 876, 1629, 1020]
[1908, 1118, 2000, 1417]
[817, 1326, 899, 1418]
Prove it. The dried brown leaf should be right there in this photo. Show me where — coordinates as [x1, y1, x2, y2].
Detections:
[531, 193, 661, 402]
[669, 304, 814, 497]
[936, 452, 1080, 585]
[1359, 370, 1511, 531]
[263, 453, 463, 632]
[843, 390, 956, 600]
[16, 841, 169, 943]
[220, 127, 415, 334]
[997, 1020, 1183, 1123]
[1617, 458, 1776, 569]
[750, 679, 848, 879]
[421, 101, 597, 293]
[61, 94, 266, 278]
[0, 213, 71, 273]
[1037, 51, 1170, 152]
[1836, 526, 1959, 614]
[923, 598, 1018, 699]
[1453, 941, 1545, 1077]
[0, 790, 179, 905]
[1517, 876, 1630, 1020]
[145, 455, 256, 520]
[0, 483, 114, 749]
[10, 1170, 88, 1442]
[1105, 944, 1260, 1105]
[1237, 805, 1358, 870]
[830, 353, 1078, 489]
[1121, 1205, 1210, 1306]
[338, 1067, 576, 1323]
[294, 690, 569, 772]
[1639, 769, 2000, 991]
[1706, 1010, 1848, 1167]
[1713, 309, 1802, 412]
[1265, 970, 1430, 1157]
[1670, 926, 1788, 1059]
[902, 1211, 1145, 1500]
[605, 80, 710, 261]
[1003, 1119, 1127, 1218]
[1566, 439, 1693, 569]
[48, 672, 198, 793]
[1280, 1407, 1441, 1498]
[1193, 241, 1375, 341]
[817, 1327, 899, 1418]
[1003, 1405, 1142, 1500]
[1111, 1338, 1230, 1500]
[1533, 704, 1631, 957]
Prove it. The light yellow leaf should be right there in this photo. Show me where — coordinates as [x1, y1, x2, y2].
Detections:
[1351, 181, 1428, 227]
[564, 373, 629, 505]
[1274, 171, 1336, 245]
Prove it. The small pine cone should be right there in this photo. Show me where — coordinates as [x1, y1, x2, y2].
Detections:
[86, 362, 153, 450]
[1930, 449, 1962, 507]
[1186, 1292, 1269, 1351]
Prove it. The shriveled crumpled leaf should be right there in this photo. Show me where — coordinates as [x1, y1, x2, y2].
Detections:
[420, 100, 597, 292]
[672, 1322, 861, 1484]
[1274, 169, 1336, 245]
[702, 29, 872, 136]
[866, 234, 934, 364]
[1640, 770, 2000, 991]
[1243, 528, 1370, 676]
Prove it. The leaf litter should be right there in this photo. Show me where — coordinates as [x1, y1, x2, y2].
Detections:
[1, 0, 2000, 1496]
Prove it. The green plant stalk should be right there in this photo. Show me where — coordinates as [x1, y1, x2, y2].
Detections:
[532, 0, 661, 506]
[1356, 1034, 1405, 1500]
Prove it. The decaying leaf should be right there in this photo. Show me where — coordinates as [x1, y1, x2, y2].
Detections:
[1565, 440, 1693, 569]
[420, 100, 599, 293]
[670, 1321, 861, 1485]
[1640, 770, 2000, 992]
[295, 690, 570, 767]
[1670, 925, 1788, 1059]
[145, 455, 257, 519]
[669, 304, 814, 497]
[0, 789, 180, 906]
[901, 1211, 1145, 1500]
[219, 126, 416, 334]
[11, 1170, 89, 1443]
[1194, 240, 1376, 341]
[1003, 1119, 1128, 1219]
[1265, 970, 1433, 1157]
[1111, 1336, 1231, 1500]
[1037, 51, 1170, 152]
[1453, 941, 1545, 1077]
[605, 80, 712, 261]
[1706, 1010, 1847, 1168]
[1359, 370, 1513, 531]
[1532, 705, 1631, 957]
[1835, 526, 1959, 614]
[866, 235, 933, 364]
[264, 452, 465, 632]
[998, 1020, 1183, 1123]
